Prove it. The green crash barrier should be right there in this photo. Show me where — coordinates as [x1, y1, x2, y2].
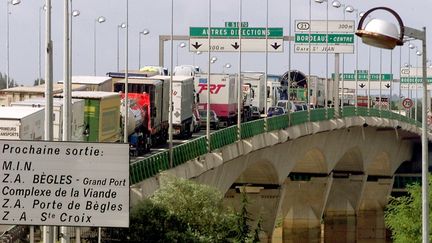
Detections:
[310, 108, 327, 122]
[267, 114, 289, 131]
[291, 110, 308, 125]
[341, 107, 356, 117]
[210, 126, 237, 150]
[129, 108, 420, 185]
[241, 119, 265, 139]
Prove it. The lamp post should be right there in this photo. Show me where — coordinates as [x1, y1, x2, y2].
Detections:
[138, 29, 150, 69]
[93, 16, 106, 75]
[314, 0, 329, 112]
[345, 5, 359, 107]
[206, 0, 212, 150]
[70, 9, 80, 78]
[415, 48, 422, 120]
[332, 0, 346, 110]
[356, 8, 428, 242]
[408, 43, 416, 117]
[176, 42, 186, 67]
[38, 5, 46, 85]
[116, 22, 126, 72]
[6, 0, 21, 89]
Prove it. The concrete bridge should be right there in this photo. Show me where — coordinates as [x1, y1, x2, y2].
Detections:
[129, 107, 427, 241]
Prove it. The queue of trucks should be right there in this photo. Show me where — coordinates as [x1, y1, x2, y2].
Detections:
[0, 65, 331, 156]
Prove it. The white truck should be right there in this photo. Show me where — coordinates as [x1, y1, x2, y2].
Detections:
[267, 74, 282, 108]
[0, 106, 44, 140]
[194, 73, 238, 127]
[173, 65, 200, 76]
[172, 76, 195, 138]
[10, 98, 85, 141]
[242, 83, 253, 121]
[243, 72, 266, 114]
[308, 75, 325, 108]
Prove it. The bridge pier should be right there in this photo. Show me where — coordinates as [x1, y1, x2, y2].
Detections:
[279, 176, 331, 242]
[355, 178, 394, 240]
[224, 187, 282, 242]
[322, 173, 365, 242]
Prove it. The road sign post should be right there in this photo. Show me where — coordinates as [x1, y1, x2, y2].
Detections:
[402, 98, 414, 109]
[294, 20, 355, 54]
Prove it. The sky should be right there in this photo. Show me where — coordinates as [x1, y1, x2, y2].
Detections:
[3, 0, 431, 88]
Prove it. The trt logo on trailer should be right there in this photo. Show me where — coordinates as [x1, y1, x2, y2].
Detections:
[197, 83, 226, 94]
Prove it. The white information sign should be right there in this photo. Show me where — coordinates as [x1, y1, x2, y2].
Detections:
[294, 44, 354, 53]
[400, 83, 431, 89]
[400, 67, 432, 77]
[294, 20, 355, 33]
[0, 141, 129, 227]
[189, 38, 283, 52]
[339, 81, 392, 90]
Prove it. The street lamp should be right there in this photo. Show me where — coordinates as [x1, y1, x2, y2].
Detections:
[176, 42, 186, 66]
[138, 29, 150, 69]
[314, 0, 329, 111]
[38, 5, 47, 86]
[332, 0, 347, 110]
[222, 63, 231, 73]
[116, 22, 126, 72]
[94, 16, 106, 75]
[356, 7, 429, 242]
[415, 48, 422, 120]
[407, 43, 416, 117]
[7, 0, 21, 89]
[210, 56, 217, 64]
[70, 9, 80, 79]
[345, 5, 360, 108]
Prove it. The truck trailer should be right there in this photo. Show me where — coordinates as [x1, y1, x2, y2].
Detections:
[172, 76, 195, 138]
[112, 75, 170, 155]
[242, 71, 266, 114]
[194, 73, 238, 127]
[10, 98, 85, 141]
[55, 91, 122, 143]
[0, 106, 44, 140]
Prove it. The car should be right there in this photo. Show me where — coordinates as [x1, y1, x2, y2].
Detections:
[267, 106, 286, 117]
[251, 106, 261, 120]
[198, 109, 219, 130]
[277, 100, 303, 112]
[293, 101, 308, 111]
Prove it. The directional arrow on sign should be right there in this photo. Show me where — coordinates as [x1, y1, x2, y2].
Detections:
[231, 42, 240, 49]
[188, 38, 284, 52]
[271, 42, 281, 50]
[191, 42, 202, 50]
[359, 83, 366, 88]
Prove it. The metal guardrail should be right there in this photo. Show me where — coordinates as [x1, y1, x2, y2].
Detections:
[129, 108, 420, 185]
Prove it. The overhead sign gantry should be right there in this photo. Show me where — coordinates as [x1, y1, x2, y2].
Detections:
[189, 21, 284, 52]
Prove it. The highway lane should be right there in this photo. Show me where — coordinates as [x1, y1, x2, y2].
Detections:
[130, 128, 209, 163]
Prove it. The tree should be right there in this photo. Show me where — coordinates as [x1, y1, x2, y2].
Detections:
[384, 175, 432, 243]
[106, 174, 263, 242]
[33, 78, 45, 86]
[151, 174, 239, 242]
[106, 199, 198, 243]
[0, 73, 16, 89]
